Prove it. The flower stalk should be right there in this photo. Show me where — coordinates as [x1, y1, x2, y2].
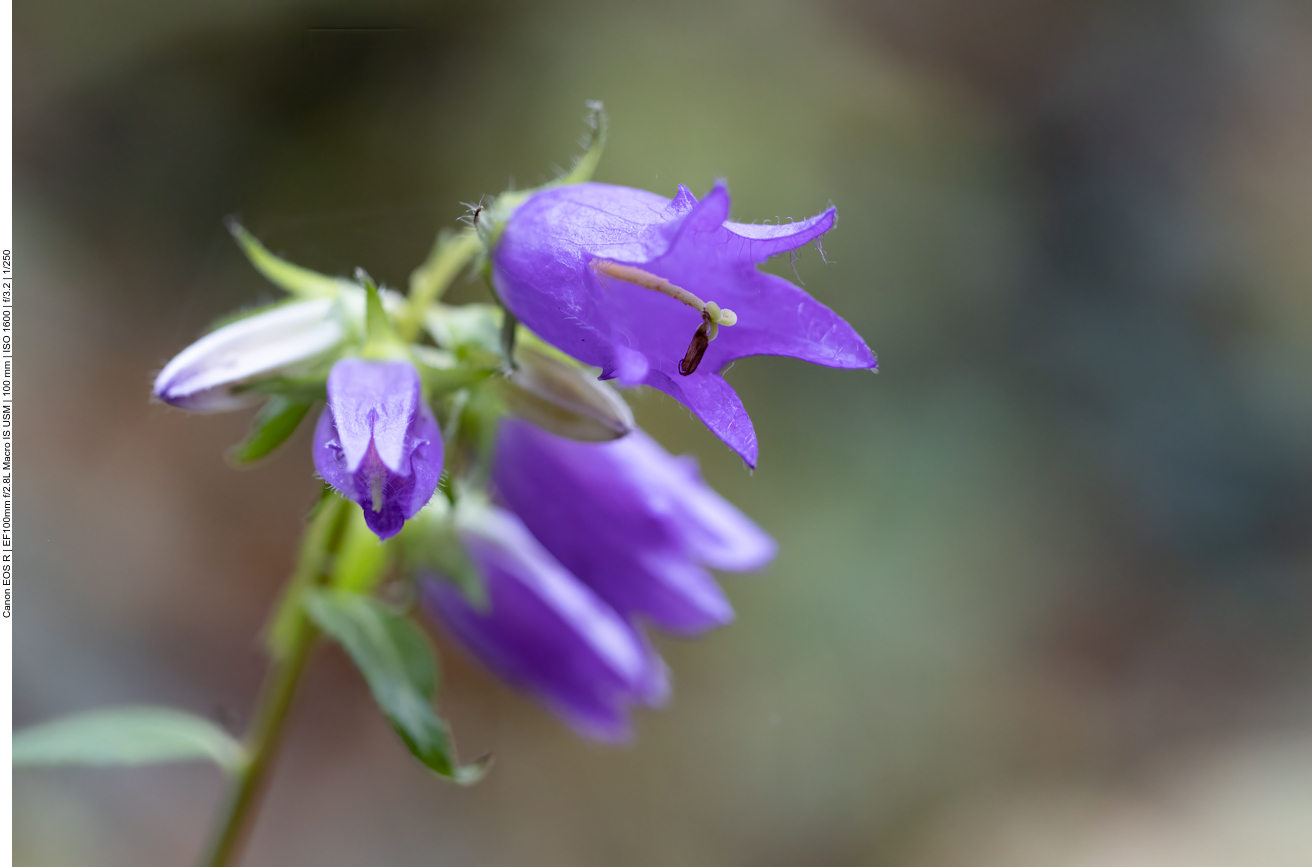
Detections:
[200, 495, 351, 867]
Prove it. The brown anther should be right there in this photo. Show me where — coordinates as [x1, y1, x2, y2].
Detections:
[679, 315, 713, 376]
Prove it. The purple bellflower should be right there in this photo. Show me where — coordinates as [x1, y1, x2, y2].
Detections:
[490, 181, 876, 466]
[493, 418, 775, 636]
[421, 502, 668, 742]
[313, 357, 443, 540]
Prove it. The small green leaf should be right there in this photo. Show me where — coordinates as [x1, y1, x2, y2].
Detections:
[331, 505, 391, 594]
[304, 591, 487, 784]
[227, 219, 352, 298]
[228, 396, 314, 466]
[13, 706, 245, 772]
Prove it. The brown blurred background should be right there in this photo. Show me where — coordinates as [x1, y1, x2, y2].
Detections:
[14, 0, 1312, 864]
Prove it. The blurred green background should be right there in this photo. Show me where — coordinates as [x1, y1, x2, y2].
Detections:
[15, 0, 1312, 864]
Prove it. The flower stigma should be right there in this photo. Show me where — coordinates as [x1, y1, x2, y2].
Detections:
[590, 260, 738, 376]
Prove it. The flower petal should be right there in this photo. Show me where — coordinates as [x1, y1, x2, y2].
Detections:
[422, 506, 658, 741]
[721, 207, 836, 263]
[314, 359, 443, 540]
[326, 358, 421, 474]
[704, 271, 876, 371]
[493, 420, 771, 632]
[644, 369, 758, 467]
[405, 402, 444, 517]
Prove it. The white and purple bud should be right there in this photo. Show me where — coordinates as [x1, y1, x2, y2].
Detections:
[152, 287, 404, 412]
[153, 298, 346, 412]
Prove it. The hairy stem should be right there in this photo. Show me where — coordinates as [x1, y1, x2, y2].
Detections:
[200, 496, 350, 867]
[401, 230, 482, 341]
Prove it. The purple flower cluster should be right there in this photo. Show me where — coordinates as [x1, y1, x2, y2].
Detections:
[155, 176, 870, 741]
[422, 420, 774, 741]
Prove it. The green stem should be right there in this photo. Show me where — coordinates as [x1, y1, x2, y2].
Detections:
[200, 496, 350, 867]
[400, 229, 482, 341]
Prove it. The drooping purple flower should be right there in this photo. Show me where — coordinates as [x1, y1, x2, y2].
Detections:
[490, 181, 876, 466]
[313, 358, 443, 540]
[420, 503, 668, 741]
[493, 418, 775, 636]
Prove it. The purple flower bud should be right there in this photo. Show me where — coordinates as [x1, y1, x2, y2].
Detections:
[153, 298, 347, 412]
[491, 181, 876, 466]
[313, 358, 443, 540]
[493, 419, 776, 636]
[420, 503, 667, 742]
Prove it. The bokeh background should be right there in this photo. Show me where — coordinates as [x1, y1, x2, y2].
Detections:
[14, 0, 1312, 864]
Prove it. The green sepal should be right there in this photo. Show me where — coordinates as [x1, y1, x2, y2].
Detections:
[410, 349, 497, 398]
[400, 229, 484, 341]
[555, 99, 608, 187]
[226, 218, 353, 298]
[425, 303, 504, 359]
[227, 396, 314, 466]
[331, 504, 392, 594]
[236, 374, 330, 404]
[304, 590, 489, 784]
[359, 279, 409, 360]
[13, 706, 246, 773]
[476, 101, 608, 249]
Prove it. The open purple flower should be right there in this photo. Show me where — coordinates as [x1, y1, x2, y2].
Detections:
[490, 181, 876, 466]
[420, 503, 667, 741]
[313, 358, 443, 540]
[493, 418, 775, 636]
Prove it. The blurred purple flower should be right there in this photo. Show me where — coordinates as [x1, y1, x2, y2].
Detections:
[491, 181, 876, 466]
[421, 503, 668, 742]
[493, 418, 775, 636]
[313, 358, 443, 540]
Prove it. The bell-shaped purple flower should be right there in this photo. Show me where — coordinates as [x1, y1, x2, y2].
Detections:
[491, 181, 876, 466]
[492, 418, 775, 636]
[420, 503, 668, 741]
[313, 358, 443, 540]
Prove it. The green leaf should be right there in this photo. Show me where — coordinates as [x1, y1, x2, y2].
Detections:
[226, 219, 352, 298]
[228, 396, 314, 466]
[13, 706, 245, 772]
[331, 505, 391, 594]
[304, 591, 488, 784]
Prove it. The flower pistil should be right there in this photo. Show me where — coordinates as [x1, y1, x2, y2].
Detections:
[591, 259, 738, 375]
